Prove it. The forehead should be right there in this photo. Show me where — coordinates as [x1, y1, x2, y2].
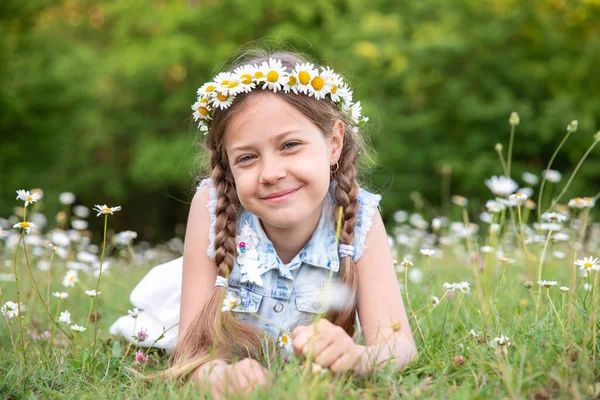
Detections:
[224, 93, 320, 149]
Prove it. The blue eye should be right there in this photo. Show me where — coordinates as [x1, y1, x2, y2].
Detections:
[282, 141, 300, 150]
[237, 155, 256, 164]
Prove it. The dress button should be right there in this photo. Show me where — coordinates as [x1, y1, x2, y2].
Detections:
[312, 301, 322, 310]
[273, 302, 284, 313]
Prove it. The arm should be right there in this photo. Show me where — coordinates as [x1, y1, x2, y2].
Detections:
[354, 209, 417, 373]
[178, 185, 219, 352]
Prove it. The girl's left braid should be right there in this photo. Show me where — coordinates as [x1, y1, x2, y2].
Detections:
[332, 142, 360, 336]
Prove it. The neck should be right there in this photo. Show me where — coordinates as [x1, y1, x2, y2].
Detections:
[261, 203, 323, 264]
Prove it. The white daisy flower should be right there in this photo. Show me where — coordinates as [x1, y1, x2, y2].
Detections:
[62, 270, 78, 288]
[508, 192, 528, 205]
[574, 256, 600, 272]
[304, 70, 331, 100]
[191, 97, 212, 121]
[542, 169, 562, 183]
[559, 286, 570, 293]
[128, 307, 141, 318]
[468, 329, 479, 339]
[210, 89, 234, 110]
[348, 101, 364, 124]
[431, 295, 440, 307]
[420, 248, 436, 257]
[485, 199, 506, 213]
[541, 212, 567, 223]
[1, 301, 22, 319]
[400, 258, 414, 268]
[16, 190, 42, 207]
[115, 230, 138, 245]
[59, 192, 76, 205]
[455, 282, 470, 293]
[93, 204, 121, 217]
[232, 64, 257, 94]
[291, 62, 318, 94]
[70, 324, 86, 332]
[259, 58, 288, 93]
[485, 176, 518, 197]
[73, 205, 90, 218]
[58, 310, 71, 324]
[517, 187, 534, 198]
[491, 334, 512, 348]
[311, 362, 329, 376]
[328, 81, 349, 103]
[278, 332, 293, 353]
[52, 292, 69, 299]
[568, 197, 596, 209]
[221, 293, 241, 312]
[196, 81, 219, 97]
[451, 195, 468, 207]
[71, 220, 88, 231]
[443, 282, 455, 292]
[13, 221, 34, 234]
[84, 290, 101, 297]
[522, 172, 539, 185]
[538, 280, 558, 288]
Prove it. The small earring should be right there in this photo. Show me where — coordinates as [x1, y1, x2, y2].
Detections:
[330, 162, 339, 174]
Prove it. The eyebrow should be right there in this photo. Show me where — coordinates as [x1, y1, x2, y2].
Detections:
[229, 130, 300, 153]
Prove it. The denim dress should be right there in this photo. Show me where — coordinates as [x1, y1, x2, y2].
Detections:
[198, 178, 381, 339]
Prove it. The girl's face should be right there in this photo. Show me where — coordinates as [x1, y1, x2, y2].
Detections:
[224, 92, 344, 234]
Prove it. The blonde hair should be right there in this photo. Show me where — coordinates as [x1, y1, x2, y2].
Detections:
[163, 49, 369, 381]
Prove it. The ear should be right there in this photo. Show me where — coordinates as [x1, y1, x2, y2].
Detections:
[329, 120, 345, 165]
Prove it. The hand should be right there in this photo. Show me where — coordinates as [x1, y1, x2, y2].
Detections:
[292, 319, 367, 376]
[192, 358, 272, 398]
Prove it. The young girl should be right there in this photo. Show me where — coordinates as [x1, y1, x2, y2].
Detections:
[110, 49, 416, 396]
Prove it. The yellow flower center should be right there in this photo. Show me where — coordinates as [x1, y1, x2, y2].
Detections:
[205, 85, 216, 92]
[281, 335, 289, 344]
[254, 71, 264, 79]
[298, 71, 310, 85]
[200, 98, 208, 104]
[331, 84, 337, 94]
[217, 93, 228, 102]
[197, 106, 209, 116]
[227, 81, 238, 89]
[20, 222, 30, 228]
[69, 276, 76, 282]
[101, 207, 111, 213]
[311, 76, 324, 91]
[584, 262, 592, 269]
[220, 80, 230, 86]
[27, 195, 33, 201]
[240, 74, 252, 84]
[267, 70, 279, 82]
[287, 76, 297, 86]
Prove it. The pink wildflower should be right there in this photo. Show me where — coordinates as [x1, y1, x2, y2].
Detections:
[135, 350, 148, 364]
[136, 328, 149, 342]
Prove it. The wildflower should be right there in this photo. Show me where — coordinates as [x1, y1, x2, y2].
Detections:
[93, 204, 122, 217]
[566, 120, 578, 133]
[524, 199, 536, 210]
[574, 256, 600, 272]
[278, 332, 293, 353]
[84, 290, 101, 297]
[509, 111, 520, 126]
[443, 282, 455, 292]
[311, 362, 329, 376]
[62, 270, 78, 287]
[73, 205, 90, 218]
[508, 192, 528, 205]
[541, 212, 567, 223]
[400, 258, 414, 268]
[115, 230, 138, 245]
[12, 221, 35, 235]
[41, 330, 51, 340]
[16, 190, 42, 207]
[538, 280, 558, 288]
[71, 220, 88, 231]
[393, 210, 408, 223]
[52, 292, 69, 299]
[431, 217, 443, 231]
[496, 197, 517, 208]
[221, 293, 241, 312]
[59, 192, 76, 205]
[498, 257, 509, 265]
[451, 195, 468, 207]
[468, 329, 479, 339]
[70, 324, 86, 332]
[135, 350, 148, 364]
[455, 282, 470, 293]
[542, 169, 562, 183]
[431, 296, 440, 307]
[522, 172, 538, 186]
[136, 328, 149, 342]
[58, 310, 71, 324]
[1, 301, 22, 319]
[491, 335, 512, 355]
[568, 197, 596, 209]
[485, 176, 518, 197]
[524, 281, 533, 289]
[128, 307, 141, 318]
[559, 287, 570, 293]
[420, 248, 436, 257]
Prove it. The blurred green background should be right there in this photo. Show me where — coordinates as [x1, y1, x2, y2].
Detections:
[1, 0, 599, 243]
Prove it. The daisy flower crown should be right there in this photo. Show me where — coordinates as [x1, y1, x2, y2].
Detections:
[191, 58, 368, 135]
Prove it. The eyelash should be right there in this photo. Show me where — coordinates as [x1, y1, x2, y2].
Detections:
[236, 141, 301, 164]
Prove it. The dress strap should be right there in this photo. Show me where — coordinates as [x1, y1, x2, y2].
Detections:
[352, 188, 382, 262]
[197, 178, 218, 260]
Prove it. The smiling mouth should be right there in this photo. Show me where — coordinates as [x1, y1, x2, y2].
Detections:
[262, 187, 300, 201]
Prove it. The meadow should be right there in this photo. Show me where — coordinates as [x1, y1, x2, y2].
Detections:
[1, 115, 600, 399]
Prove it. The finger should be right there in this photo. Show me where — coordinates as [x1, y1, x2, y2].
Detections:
[330, 348, 363, 375]
[242, 361, 268, 390]
[292, 328, 312, 357]
[292, 325, 306, 337]
[312, 340, 344, 368]
[302, 332, 334, 359]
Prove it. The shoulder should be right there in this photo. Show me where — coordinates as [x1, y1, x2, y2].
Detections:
[353, 187, 382, 262]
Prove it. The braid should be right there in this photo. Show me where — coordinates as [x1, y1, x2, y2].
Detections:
[331, 141, 360, 336]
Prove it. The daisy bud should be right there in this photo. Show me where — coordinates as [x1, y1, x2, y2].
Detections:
[509, 112, 520, 126]
[524, 281, 533, 289]
[498, 257, 509, 265]
[566, 120, 578, 133]
[495, 143, 503, 152]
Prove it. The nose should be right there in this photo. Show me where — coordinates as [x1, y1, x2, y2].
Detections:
[259, 155, 286, 185]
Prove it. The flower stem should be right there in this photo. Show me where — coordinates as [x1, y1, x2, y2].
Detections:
[405, 266, 425, 343]
[46, 252, 55, 329]
[507, 124, 516, 177]
[535, 229, 554, 322]
[91, 214, 109, 369]
[0, 281, 19, 366]
[495, 145, 508, 177]
[537, 130, 573, 221]
[546, 289, 566, 334]
[548, 139, 598, 212]
[13, 232, 26, 366]
[516, 204, 530, 261]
